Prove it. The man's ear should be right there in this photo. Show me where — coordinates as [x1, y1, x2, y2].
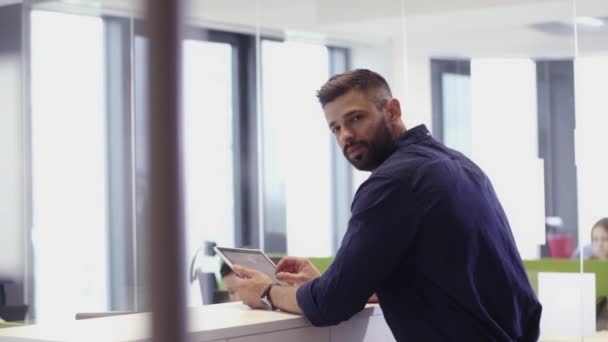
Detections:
[387, 98, 402, 122]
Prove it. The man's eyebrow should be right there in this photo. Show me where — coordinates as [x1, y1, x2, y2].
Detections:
[343, 110, 363, 119]
[329, 110, 363, 128]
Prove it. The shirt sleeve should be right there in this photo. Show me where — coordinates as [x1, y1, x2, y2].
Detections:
[296, 174, 427, 326]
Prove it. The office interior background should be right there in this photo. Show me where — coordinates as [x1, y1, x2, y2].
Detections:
[0, 0, 607, 337]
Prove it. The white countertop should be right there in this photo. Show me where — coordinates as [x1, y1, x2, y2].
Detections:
[0, 303, 384, 342]
[539, 331, 608, 342]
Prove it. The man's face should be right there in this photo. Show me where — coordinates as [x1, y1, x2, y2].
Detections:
[592, 226, 608, 259]
[223, 273, 241, 302]
[324, 90, 395, 171]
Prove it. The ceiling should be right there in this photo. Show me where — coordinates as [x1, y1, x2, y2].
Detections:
[9, 0, 608, 57]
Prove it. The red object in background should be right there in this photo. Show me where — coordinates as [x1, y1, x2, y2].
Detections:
[547, 234, 576, 258]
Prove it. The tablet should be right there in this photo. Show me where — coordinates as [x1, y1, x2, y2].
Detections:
[214, 246, 285, 285]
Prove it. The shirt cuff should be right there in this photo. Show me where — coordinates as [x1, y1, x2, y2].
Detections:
[296, 279, 329, 326]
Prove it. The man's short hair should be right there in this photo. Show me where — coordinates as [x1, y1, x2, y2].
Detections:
[316, 69, 392, 108]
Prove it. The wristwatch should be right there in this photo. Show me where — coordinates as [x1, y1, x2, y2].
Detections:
[260, 283, 279, 311]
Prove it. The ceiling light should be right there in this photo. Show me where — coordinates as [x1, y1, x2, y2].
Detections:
[575, 17, 605, 27]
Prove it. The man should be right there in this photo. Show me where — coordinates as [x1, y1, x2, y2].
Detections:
[232, 69, 542, 341]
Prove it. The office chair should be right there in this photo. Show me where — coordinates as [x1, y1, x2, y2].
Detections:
[0, 280, 28, 322]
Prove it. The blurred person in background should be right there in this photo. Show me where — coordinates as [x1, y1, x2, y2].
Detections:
[591, 218, 608, 259]
[571, 217, 608, 259]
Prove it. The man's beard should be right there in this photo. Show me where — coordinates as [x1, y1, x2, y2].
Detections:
[343, 120, 395, 171]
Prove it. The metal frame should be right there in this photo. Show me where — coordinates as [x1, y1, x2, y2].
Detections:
[22, 0, 34, 320]
[430, 59, 471, 142]
[103, 15, 136, 312]
[536, 60, 579, 255]
[328, 47, 352, 253]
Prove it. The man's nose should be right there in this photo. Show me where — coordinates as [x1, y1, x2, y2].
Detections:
[339, 127, 355, 147]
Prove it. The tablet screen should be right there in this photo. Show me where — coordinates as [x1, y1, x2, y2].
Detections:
[215, 247, 282, 284]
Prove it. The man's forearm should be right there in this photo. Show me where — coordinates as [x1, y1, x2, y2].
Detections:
[269, 285, 303, 315]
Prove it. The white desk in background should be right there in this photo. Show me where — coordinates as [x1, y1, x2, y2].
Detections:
[0, 302, 395, 342]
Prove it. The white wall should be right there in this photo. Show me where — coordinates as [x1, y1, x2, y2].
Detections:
[470, 59, 545, 259]
[402, 54, 432, 130]
[574, 57, 608, 245]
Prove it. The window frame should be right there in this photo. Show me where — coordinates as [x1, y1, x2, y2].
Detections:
[27, 14, 352, 311]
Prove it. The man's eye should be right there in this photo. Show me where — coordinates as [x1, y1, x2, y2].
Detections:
[331, 127, 340, 134]
[351, 114, 363, 122]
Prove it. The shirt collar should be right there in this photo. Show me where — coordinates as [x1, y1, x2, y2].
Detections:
[396, 124, 432, 148]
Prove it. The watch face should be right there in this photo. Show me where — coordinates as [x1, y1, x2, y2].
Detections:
[260, 297, 272, 310]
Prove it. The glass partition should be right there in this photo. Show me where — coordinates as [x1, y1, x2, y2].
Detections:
[574, 0, 608, 257]
[30, 9, 108, 322]
[2, 0, 608, 340]
[406, 0, 576, 261]
[405, 0, 598, 338]
[27, 0, 144, 318]
[256, 0, 406, 256]
[574, 0, 608, 333]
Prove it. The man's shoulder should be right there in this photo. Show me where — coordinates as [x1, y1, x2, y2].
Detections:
[373, 142, 453, 183]
[371, 147, 426, 179]
[375, 143, 487, 197]
[355, 172, 402, 196]
[352, 173, 405, 209]
[350, 173, 414, 220]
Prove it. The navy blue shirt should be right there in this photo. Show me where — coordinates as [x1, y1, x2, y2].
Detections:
[297, 125, 542, 341]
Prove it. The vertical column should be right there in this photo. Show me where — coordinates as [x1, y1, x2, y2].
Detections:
[0, 3, 26, 314]
[146, 0, 186, 341]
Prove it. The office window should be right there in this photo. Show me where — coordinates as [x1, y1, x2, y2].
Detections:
[133, 35, 237, 305]
[430, 59, 472, 155]
[442, 73, 472, 157]
[182, 39, 235, 304]
[30, 10, 108, 321]
[261, 40, 333, 257]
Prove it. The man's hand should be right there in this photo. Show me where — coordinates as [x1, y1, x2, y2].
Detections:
[232, 265, 272, 310]
[275, 257, 321, 286]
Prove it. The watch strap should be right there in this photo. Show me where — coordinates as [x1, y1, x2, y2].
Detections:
[261, 283, 279, 310]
